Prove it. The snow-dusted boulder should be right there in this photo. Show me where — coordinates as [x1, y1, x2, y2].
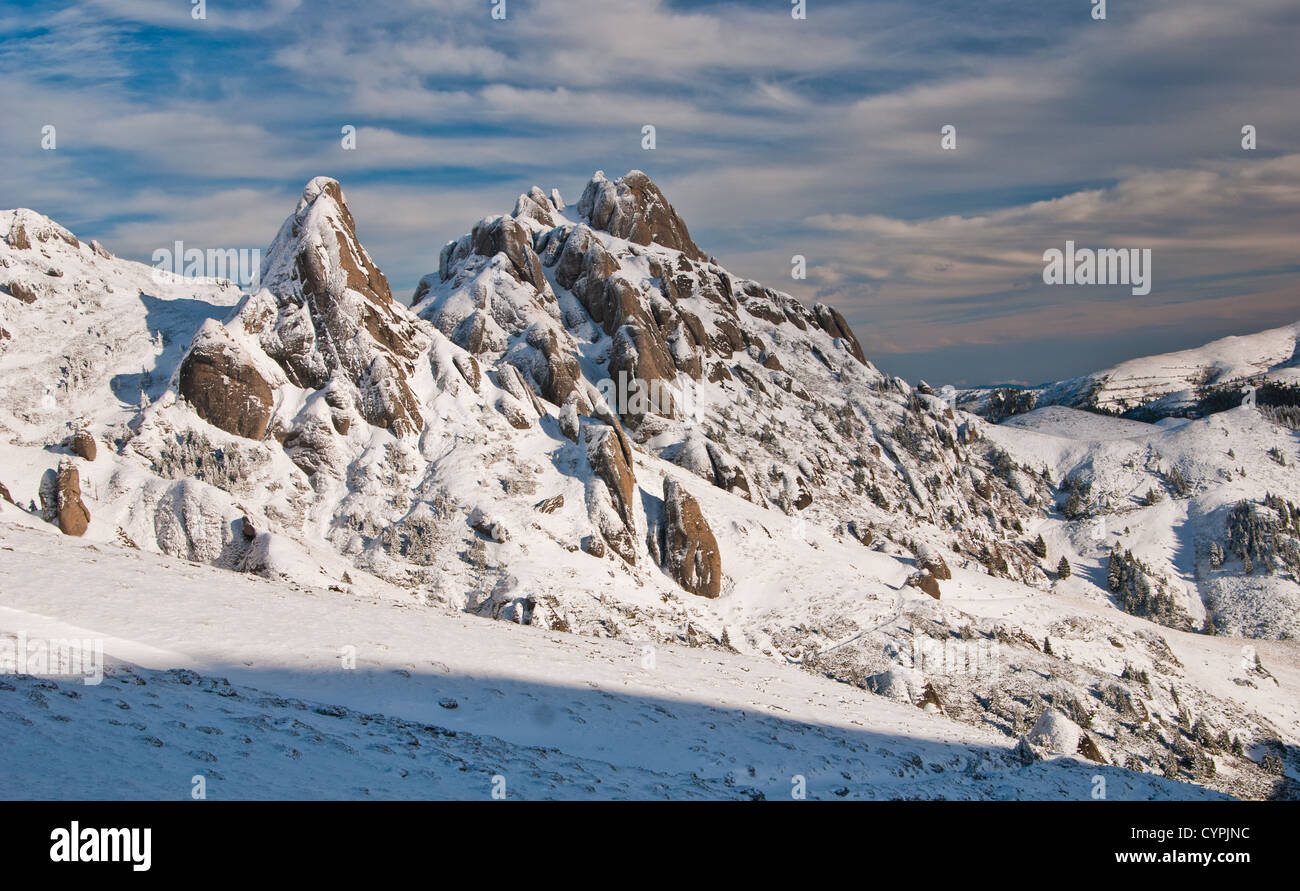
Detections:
[468, 506, 510, 543]
[866, 667, 924, 704]
[55, 459, 89, 537]
[1027, 708, 1083, 755]
[179, 321, 275, 441]
[916, 542, 952, 580]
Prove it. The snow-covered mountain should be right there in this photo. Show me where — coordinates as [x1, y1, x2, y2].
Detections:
[959, 322, 1300, 421]
[2, 174, 1297, 799]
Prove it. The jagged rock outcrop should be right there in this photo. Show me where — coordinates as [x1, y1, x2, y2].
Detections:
[519, 326, 582, 406]
[55, 459, 90, 537]
[578, 170, 706, 261]
[814, 302, 866, 365]
[3, 281, 39, 304]
[179, 321, 275, 440]
[512, 186, 561, 228]
[1077, 732, 1108, 764]
[582, 420, 638, 564]
[673, 432, 757, 503]
[660, 479, 722, 598]
[452, 353, 481, 392]
[469, 215, 546, 291]
[0, 481, 13, 505]
[535, 494, 564, 514]
[2, 279, 38, 304]
[249, 176, 428, 437]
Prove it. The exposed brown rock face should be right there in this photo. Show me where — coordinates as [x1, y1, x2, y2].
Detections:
[917, 546, 952, 580]
[497, 396, 534, 430]
[554, 224, 618, 303]
[469, 506, 510, 542]
[70, 430, 97, 462]
[553, 230, 653, 340]
[814, 303, 867, 365]
[583, 422, 638, 564]
[608, 323, 678, 427]
[1078, 733, 1108, 764]
[578, 170, 707, 261]
[705, 440, 754, 503]
[661, 479, 722, 598]
[471, 215, 546, 291]
[56, 460, 90, 537]
[453, 353, 481, 392]
[535, 494, 564, 514]
[524, 326, 582, 405]
[254, 177, 428, 437]
[0, 480, 13, 504]
[497, 363, 545, 418]
[848, 520, 874, 546]
[6, 212, 78, 250]
[6, 223, 30, 250]
[512, 187, 559, 228]
[919, 682, 945, 713]
[909, 570, 941, 600]
[179, 322, 274, 440]
[667, 323, 703, 379]
[4, 281, 38, 304]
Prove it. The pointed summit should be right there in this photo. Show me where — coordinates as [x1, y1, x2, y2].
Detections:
[180, 176, 429, 440]
[577, 170, 706, 261]
[261, 176, 396, 312]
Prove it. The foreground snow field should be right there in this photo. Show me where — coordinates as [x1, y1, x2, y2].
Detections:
[0, 516, 1226, 801]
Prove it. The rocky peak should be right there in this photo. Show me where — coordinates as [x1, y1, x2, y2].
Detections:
[174, 178, 431, 446]
[239, 177, 428, 436]
[577, 170, 706, 261]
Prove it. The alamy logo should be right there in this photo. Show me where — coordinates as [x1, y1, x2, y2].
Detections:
[595, 372, 704, 423]
[152, 241, 261, 289]
[50, 822, 151, 871]
[1042, 241, 1151, 296]
[894, 633, 1001, 676]
[0, 633, 102, 685]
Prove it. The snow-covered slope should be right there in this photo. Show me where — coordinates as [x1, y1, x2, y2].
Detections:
[960, 322, 1300, 420]
[0, 518, 1232, 800]
[0, 209, 242, 509]
[1041, 323, 1300, 416]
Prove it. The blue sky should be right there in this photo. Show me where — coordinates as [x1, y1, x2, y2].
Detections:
[2, 0, 1297, 386]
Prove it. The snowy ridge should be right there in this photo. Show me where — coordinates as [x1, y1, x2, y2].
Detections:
[960, 322, 1300, 419]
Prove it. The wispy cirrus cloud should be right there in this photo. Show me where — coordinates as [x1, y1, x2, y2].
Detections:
[0, 0, 1296, 385]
